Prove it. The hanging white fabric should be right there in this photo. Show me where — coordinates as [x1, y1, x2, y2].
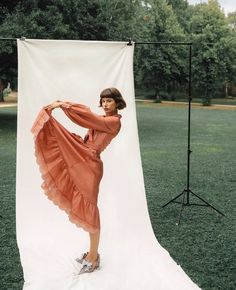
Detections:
[16, 39, 201, 290]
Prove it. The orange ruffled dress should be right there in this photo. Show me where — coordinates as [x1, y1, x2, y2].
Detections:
[31, 102, 122, 233]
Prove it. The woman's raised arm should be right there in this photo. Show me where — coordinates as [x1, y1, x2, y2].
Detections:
[52, 101, 121, 134]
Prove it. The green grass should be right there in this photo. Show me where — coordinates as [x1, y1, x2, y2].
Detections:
[0, 107, 24, 289]
[1, 105, 236, 290]
[136, 103, 236, 290]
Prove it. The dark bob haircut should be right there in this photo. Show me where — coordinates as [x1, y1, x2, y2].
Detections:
[99, 88, 126, 110]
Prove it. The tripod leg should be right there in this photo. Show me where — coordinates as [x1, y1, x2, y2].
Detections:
[177, 190, 186, 225]
[162, 190, 185, 208]
[190, 190, 225, 216]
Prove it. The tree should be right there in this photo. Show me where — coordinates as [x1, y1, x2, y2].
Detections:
[99, 0, 142, 41]
[227, 11, 236, 32]
[133, 0, 187, 99]
[188, 0, 236, 103]
[166, 0, 190, 33]
[0, 0, 235, 102]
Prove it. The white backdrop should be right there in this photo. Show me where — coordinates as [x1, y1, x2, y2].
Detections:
[16, 39, 201, 290]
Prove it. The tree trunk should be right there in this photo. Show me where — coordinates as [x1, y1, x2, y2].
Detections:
[0, 79, 4, 102]
[225, 83, 228, 98]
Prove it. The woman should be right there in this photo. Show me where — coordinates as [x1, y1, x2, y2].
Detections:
[31, 88, 126, 275]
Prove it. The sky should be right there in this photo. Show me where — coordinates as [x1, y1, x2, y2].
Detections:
[188, 0, 236, 14]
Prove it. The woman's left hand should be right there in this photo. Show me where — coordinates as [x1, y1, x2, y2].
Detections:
[45, 101, 63, 110]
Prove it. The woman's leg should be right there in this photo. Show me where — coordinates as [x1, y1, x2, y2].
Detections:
[85, 229, 100, 267]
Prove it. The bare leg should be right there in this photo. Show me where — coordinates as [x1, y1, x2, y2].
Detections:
[85, 229, 100, 268]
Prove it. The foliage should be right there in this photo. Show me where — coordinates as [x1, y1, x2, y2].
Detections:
[166, 0, 190, 32]
[134, 0, 187, 98]
[99, 0, 142, 41]
[227, 11, 236, 31]
[0, 0, 235, 102]
[188, 0, 236, 102]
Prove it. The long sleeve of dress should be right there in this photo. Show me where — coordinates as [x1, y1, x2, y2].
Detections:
[60, 102, 120, 134]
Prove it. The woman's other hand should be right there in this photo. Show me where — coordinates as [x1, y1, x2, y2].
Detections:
[45, 101, 63, 110]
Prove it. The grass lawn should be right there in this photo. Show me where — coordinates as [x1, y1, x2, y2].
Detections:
[0, 107, 23, 289]
[136, 103, 236, 290]
[0, 104, 236, 290]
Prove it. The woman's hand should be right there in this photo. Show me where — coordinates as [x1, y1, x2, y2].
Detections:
[45, 101, 63, 111]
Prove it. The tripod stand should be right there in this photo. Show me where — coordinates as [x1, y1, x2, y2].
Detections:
[162, 44, 225, 224]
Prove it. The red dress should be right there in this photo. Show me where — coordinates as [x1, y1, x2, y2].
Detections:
[31, 102, 122, 233]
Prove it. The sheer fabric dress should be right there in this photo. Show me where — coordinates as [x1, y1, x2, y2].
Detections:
[31, 102, 122, 233]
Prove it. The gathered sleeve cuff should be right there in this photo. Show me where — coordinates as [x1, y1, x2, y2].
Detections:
[31, 108, 51, 138]
[59, 101, 121, 134]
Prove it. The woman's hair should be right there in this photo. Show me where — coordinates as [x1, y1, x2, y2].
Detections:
[99, 88, 126, 110]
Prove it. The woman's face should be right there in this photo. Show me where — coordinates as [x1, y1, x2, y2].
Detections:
[101, 97, 117, 115]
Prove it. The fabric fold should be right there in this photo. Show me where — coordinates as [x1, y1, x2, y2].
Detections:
[31, 104, 121, 233]
[32, 108, 100, 233]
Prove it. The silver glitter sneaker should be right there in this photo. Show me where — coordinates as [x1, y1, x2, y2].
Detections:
[75, 252, 88, 264]
[78, 253, 100, 275]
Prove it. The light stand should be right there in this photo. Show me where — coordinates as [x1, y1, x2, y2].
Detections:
[161, 44, 225, 224]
